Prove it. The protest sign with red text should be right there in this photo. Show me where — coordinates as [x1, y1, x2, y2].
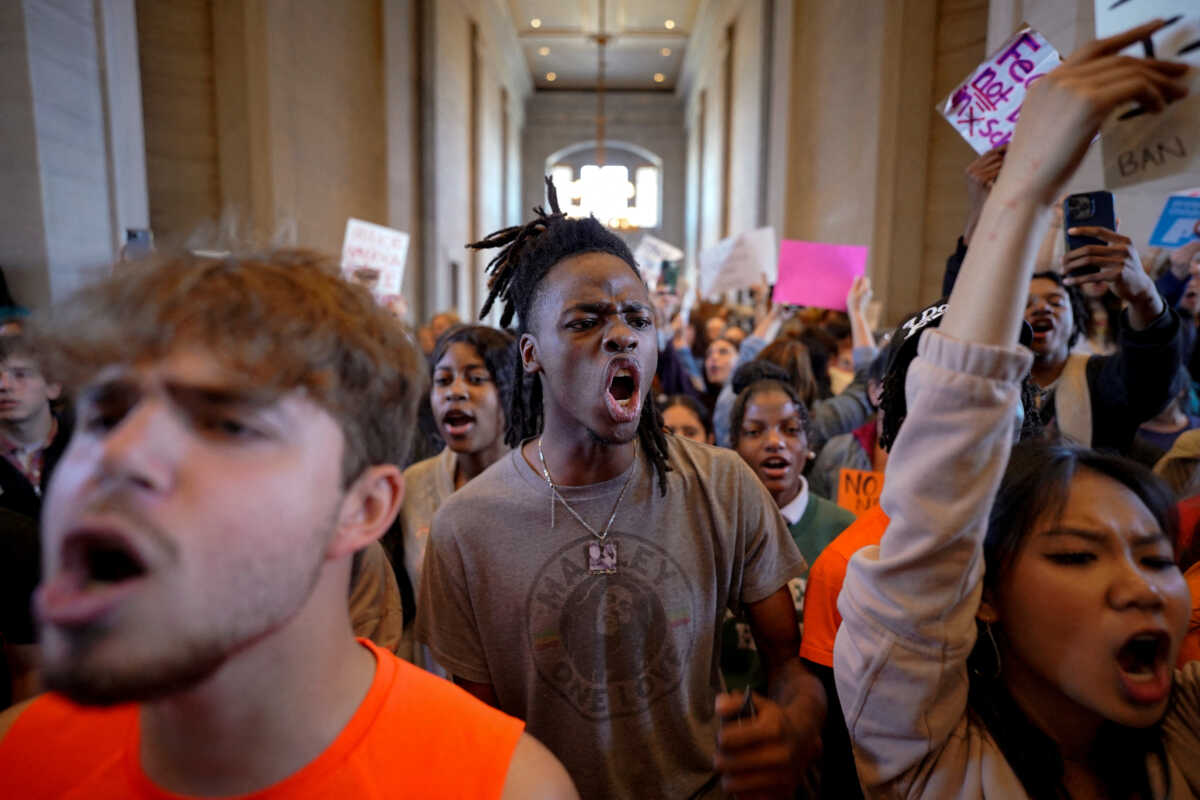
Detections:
[939, 26, 1061, 155]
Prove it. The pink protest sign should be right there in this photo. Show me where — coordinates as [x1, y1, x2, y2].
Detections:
[772, 240, 868, 310]
[939, 26, 1061, 154]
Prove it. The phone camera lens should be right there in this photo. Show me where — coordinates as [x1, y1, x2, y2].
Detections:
[1067, 196, 1093, 218]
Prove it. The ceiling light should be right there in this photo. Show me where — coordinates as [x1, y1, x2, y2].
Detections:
[538, 46, 550, 56]
[653, 73, 665, 83]
[664, 19, 676, 29]
[531, 18, 542, 28]
[546, 72, 557, 82]
[660, 47, 672, 56]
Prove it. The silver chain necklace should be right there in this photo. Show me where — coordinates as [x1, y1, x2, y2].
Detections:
[536, 437, 637, 541]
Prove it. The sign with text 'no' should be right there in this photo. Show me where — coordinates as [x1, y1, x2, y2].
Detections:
[837, 468, 885, 517]
[340, 218, 410, 300]
[1095, 2, 1200, 189]
[939, 26, 1061, 155]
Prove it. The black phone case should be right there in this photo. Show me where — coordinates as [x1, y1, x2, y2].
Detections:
[1063, 192, 1115, 251]
[1063, 192, 1116, 278]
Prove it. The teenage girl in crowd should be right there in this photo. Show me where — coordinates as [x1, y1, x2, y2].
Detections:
[836, 21, 1200, 798]
[395, 325, 515, 669]
[659, 394, 713, 444]
[721, 362, 855, 691]
[729, 362, 855, 568]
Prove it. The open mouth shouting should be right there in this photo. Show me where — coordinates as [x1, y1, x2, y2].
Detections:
[1114, 629, 1173, 706]
[440, 408, 477, 438]
[604, 357, 643, 424]
[37, 527, 152, 628]
[758, 454, 793, 482]
[1028, 316, 1056, 350]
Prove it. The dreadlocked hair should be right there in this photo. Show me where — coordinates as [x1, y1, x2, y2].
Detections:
[468, 175, 672, 495]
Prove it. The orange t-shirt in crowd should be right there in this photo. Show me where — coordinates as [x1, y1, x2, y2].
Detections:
[800, 506, 891, 668]
[0, 638, 524, 799]
[1179, 562, 1200, 668]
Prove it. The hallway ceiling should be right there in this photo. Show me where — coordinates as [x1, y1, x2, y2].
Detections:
[507, 0, 697, 90]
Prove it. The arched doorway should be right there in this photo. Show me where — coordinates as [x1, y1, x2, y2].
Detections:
[544, 140, 663, 231]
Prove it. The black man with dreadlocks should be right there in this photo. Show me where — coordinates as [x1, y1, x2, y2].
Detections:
[415, 179, 824, 799]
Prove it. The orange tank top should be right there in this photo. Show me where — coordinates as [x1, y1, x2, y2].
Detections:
[0, 639, 524, 799]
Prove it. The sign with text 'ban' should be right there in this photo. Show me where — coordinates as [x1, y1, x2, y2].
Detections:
[1095, 1, 1200, 189]
[340, 218, 410, 300]
[837, 468, 885, 517]
[938, 26, 1061, 155]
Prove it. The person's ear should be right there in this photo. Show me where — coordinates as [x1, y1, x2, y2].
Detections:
[976, 590, 1000, 624]
[328, 465, 404, 559]
[45, 382, 62, 402]
[520, 332, 542, 375]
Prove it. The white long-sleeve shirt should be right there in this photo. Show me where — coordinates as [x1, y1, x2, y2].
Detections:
[834, 329, 1200, 799]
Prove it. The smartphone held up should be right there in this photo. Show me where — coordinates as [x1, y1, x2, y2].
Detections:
[1063, 191, 1116, 278]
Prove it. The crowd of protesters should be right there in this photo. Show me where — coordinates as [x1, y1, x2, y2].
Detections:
[1, 17, 1200, 800]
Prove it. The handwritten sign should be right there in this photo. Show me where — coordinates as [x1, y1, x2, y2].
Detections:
[939, 26, 1061, 155]
[837, 468, 885, 516]
[1149, 194, 1200, 248]
[698, 227, 777, 298]
[633, 235, 684, 289]
[772, 240, 868, 310]
[340, 218, 410, 299]
[1095, 2, 1200, 188]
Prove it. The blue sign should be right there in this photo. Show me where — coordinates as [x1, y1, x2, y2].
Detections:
[1149, 196, 1200, 248]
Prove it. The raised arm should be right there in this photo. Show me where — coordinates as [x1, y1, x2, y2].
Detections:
[846, 276, 876, 351]
[942, 22, 1188, 347]
[834, 20, 1191, 795]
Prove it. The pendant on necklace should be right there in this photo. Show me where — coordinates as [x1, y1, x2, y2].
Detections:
[587, 539, 618, 575]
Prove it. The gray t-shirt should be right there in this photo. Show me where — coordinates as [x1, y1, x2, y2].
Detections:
[415, 435, 805, 799]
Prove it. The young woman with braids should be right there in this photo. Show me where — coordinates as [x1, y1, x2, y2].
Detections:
[836, 22, 1200, 798]
[415, 180, 825, 799]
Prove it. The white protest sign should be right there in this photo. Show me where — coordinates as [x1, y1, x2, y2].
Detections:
[340, 218, 410, 299]
[698, 237, 736, 297]
[1095, 3, 1200, 189]
[698, 227, 777, 298]
[938, 26, 1061, 155]
[632, 235, 684, 288]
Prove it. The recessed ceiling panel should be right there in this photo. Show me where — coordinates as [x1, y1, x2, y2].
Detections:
[508, 0, 697, 90]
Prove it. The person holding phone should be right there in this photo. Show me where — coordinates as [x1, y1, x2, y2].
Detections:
[1022, 211, 1183, 452]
